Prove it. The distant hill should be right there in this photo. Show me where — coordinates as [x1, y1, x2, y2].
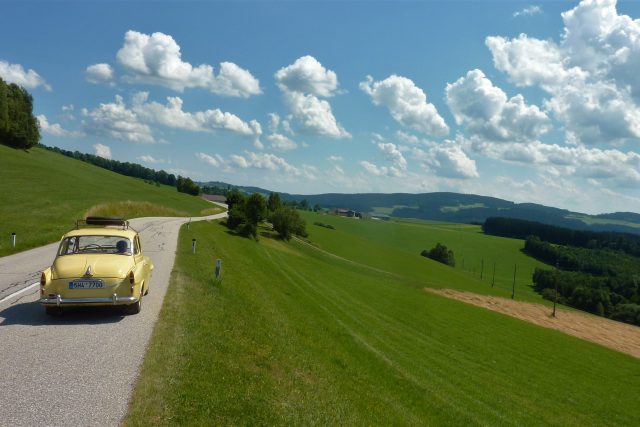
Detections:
[201, 187, 640, 236]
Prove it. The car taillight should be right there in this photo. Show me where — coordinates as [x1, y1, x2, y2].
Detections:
[129, 271, 135, 285]
[40, 272, 46, 287]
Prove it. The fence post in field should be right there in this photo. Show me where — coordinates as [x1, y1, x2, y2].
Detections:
[511, 264, 517, 299]
[492, 262, 496, 288]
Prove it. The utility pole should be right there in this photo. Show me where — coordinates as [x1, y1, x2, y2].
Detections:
[492, 262, 496, 288]
[553, 260, 559, 317]
[511, 264, 517, 299]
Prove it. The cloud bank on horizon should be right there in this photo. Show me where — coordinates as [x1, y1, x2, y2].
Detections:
[1, 0, 639, 214]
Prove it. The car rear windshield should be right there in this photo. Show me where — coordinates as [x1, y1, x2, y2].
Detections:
[58, 236, 132, 256]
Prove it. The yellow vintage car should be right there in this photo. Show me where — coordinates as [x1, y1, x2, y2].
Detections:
[40, 217, 154, 315]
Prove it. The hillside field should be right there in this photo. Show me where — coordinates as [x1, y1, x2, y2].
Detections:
[0, 145, 218, 256]
[302, 212, 549, 303]
[125, 219, 639, 425]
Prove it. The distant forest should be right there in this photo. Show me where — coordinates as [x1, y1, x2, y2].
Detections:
[484, 217, 640, 326]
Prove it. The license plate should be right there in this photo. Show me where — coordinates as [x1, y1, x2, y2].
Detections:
[69, 280, 104, 289]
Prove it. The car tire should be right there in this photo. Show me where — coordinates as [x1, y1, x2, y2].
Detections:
[45, 306, 63, 316]
[123, 297, 142, 315]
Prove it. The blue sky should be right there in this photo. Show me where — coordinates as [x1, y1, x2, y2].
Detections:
[2, 0, 640, 214]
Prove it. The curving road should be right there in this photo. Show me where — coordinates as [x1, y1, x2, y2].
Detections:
[0, 212, 226, 426]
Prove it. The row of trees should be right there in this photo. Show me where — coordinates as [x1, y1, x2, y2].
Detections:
[532, 269, 640, 325]
[41, 145, 202, 195]
[483, 217, 640, 257]
[0, 77, 40, 149]
[518, 235, 640, 326]
[226, 190, 307, 240]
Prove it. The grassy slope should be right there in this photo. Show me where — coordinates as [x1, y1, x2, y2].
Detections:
[303, 211, 548, 302]
[125, 221, 639, 426]
[0, 145, 217, 256]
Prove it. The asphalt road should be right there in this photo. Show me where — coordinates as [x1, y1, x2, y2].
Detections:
[0, 213, 226, 426]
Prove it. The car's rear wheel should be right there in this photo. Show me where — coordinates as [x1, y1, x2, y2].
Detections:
[123, 297, 141, 315]
[45, 306, 63, 316]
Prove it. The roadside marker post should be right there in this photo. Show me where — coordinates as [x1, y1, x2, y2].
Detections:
[11, 232, 16, 247]
[215, 259, 222, 279]
[192, 238, 197, 254]
[187, 218, 191, 230]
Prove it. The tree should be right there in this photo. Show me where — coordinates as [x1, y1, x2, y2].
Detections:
[0, 78, 40, 149]
[240, 193, 266, 239]
[271, 206, 307, 240]
[267, 192, 282, 212]
[226, 188, 245, 210]
[176, 176, 199, 195]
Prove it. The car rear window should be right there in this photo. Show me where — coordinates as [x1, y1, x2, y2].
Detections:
[58, 236, 132, 256]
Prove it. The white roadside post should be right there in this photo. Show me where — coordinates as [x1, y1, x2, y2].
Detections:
[215, 259, 222, 279]
[192, 238, 196, 254]
[11, 232, 16, 247]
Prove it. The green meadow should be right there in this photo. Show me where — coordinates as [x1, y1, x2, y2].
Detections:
[0, 145, 219, 256]
[302, 212, 549, 302]
[125, 220, 640, 426]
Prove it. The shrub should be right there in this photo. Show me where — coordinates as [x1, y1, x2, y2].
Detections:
[421, 243, 455, 267]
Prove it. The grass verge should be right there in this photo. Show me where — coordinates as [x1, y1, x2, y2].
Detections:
[124, 220, 640, 426]
[0, 145, 219, 256]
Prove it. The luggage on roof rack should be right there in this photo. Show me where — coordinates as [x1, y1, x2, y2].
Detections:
[76, 216, 130, 229]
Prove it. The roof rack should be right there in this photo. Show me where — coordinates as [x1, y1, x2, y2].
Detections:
[76, 216, 130, 230]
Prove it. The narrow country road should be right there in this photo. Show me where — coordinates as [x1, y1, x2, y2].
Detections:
[0, 212, 226, 426]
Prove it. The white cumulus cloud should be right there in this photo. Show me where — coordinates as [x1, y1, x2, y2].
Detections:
[116, 30, 261, 97]
[275, 55, 339, 97]
[137, 155, 166, 164]
[37, 115, 81, 137]
[412, 140, 479, 180]
[0, 60, 51, 91]
[513, 5, 542, 18]
[93, 143, 112, 159]
[360, 75, 449, 137]
[196, 152, 224, 167]
[486, 0, 640, 145]
[283, 90, 350, 138]
[85, 63, 114, 85]
[267, 133, 297, 151]
[275, 56, 350, 139]
[131, 92, 262, 140]
[445, 69, 551, 143]
[81, 95, 155, 143]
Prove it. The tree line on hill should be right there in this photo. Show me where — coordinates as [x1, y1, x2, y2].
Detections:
[0, 77, 40, 149]
[40, 144, 201, 196]
[484, 217, 640, 326]
[483, 217, 640, 257]
[226, 190, 307, 240]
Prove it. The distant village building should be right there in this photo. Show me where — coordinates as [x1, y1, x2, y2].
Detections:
[370, 213, 390, 221]
[202, 194, 227, 203]
[333, 209, 361, 218]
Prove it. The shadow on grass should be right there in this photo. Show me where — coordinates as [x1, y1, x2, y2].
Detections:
[0, 300, 126, 326]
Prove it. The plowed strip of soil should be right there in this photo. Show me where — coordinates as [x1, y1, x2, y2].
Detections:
[425, 288, 640, 359]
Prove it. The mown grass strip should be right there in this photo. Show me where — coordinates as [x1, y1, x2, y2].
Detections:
[125, 221, 640, 426]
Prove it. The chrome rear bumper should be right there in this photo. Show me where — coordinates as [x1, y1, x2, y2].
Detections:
[40, 293, 138, 306]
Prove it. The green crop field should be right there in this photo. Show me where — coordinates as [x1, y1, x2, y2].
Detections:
[0, 145, 220, 256]
[303, 211, 549, 302]
[125, 220, 640, 426]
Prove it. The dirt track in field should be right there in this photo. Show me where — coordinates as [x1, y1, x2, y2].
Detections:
[425, 288, 640, 359]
